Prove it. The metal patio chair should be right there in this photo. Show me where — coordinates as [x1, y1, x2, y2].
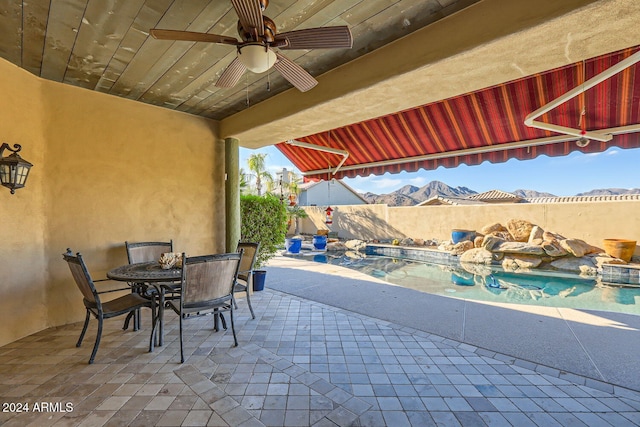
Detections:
[234, 241, 260, 319]
[166, 252, 242, 363]
[124, 240, 176, 330]
[63, 249, 156, 364]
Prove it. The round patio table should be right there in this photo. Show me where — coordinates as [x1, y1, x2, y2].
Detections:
[107, 262, 181, 347]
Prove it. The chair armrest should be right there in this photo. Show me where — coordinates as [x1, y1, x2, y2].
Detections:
[237, 270, 252, 281]
[93, 278, 132, 294]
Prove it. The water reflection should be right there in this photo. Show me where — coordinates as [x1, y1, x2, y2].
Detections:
[284, 251, 640, 314]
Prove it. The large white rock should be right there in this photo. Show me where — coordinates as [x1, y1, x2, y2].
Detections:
[459, 248, 494, 265]
[550, 256, 596, 273]
[481, 222, 507, 235]
[452, 240, 474, 255]
[491, 241, 546, 255]
[506, 219, 535, 242]
[559, 238, 598, 257]
[528, 225, 545, 244]
[327, 242, 347, 251]
[482, 235, 505, 251]
[344, 239, 366, 250]
[542, 240, 568, 257]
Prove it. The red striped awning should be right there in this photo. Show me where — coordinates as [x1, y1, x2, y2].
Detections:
[276, 46, 640, 181]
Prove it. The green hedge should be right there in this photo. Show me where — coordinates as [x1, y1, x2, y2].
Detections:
[240, 194, 288, 268]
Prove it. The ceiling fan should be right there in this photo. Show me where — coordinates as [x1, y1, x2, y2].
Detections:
[149, 0, 353, 92]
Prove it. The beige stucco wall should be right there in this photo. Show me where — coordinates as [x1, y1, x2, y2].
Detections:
[0, 61, 48, 347]
[299, 202, 640, 255]
[0, 59, 225, 346]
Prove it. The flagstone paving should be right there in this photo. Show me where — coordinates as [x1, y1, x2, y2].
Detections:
[1, 287, 639, 426]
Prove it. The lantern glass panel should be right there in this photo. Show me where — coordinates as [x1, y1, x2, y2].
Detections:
[0, 164, 9, 184]
[15, 165, 29, 186]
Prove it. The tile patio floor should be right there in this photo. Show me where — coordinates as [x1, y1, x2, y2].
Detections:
[1, 283, 640, 426]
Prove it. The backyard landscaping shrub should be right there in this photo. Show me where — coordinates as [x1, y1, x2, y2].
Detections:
[240, 194, 288, 268]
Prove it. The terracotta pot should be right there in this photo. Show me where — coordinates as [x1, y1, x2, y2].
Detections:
[602, 239, 637, 262]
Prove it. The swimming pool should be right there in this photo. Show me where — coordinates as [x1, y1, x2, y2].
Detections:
[284, 251, 640, 315]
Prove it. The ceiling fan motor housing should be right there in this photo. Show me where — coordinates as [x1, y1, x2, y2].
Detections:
[237, 16, 276, 43]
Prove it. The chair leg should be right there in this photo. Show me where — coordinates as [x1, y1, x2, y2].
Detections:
[77, 310, 91, 347]
[89, 316, 103, 364]
[179, 312, 184, 363]
[230, 305, 238, 347]
[245, 288, 256, 319]
[219, 312, 227, 330]
[135, 308, 141, 330]
[149, 303, 158, 353]
[123, 311, 135, 330]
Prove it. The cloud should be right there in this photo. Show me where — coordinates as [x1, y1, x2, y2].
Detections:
[407, 176, 429, 187]
[370, 177, 404, 189]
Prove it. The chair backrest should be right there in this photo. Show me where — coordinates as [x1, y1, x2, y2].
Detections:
[237, 241, 260, 277]
[181, 252, 242, 307]
[126, 240, 173, 264]
[62, 249, 99, 305]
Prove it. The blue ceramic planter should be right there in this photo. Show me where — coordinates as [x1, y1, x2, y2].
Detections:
[253, 270, 266, 291]
[285, 238, 302, 254]
[312, 235, 327, 250]
[451, 229, 475, 244]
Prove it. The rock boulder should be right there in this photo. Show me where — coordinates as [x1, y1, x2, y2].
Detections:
[528, 225, 545, 244]
[507, 219, 534, 242]
[559, 238, 593, 258]
[452, 240, 474, 255]
[460, 248, 494, 265]
[550, 256, 596, 273]
[481, 222, 508, 235]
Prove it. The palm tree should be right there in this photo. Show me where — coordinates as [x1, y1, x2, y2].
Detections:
[239, 168, 249, 194]
[247, 153, 272, 196]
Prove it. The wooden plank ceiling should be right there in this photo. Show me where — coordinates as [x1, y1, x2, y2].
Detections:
[0, 0, 479, 121]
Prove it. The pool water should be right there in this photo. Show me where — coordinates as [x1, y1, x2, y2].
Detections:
[286, 251, 640, 315]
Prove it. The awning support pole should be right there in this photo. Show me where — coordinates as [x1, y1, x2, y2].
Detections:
[285, 139, 349, 176]
[524, 49, 640, 142]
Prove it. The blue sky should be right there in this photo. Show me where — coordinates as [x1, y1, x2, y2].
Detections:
[240, 145, 640, 196]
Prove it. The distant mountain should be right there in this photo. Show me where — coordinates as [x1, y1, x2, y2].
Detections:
[395, 185, 420, 196]
[361, 192, 379, 204]
[575, 188, 640, 196]
[365, 180, 477, 205]
[360, 181, 639, 206]
[411, 181, 476, 201]
[513, 189, 557, 198]
[372, 194, 417, 206]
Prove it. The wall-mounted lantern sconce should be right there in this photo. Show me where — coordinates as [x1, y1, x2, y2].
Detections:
[0, 143, 33, 194]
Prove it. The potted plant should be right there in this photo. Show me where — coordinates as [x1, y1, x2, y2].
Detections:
[286, 204, 308, 235]
[240, 194, 288, 290]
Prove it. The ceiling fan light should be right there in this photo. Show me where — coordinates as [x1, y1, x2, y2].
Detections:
[238, 44, 276, 73]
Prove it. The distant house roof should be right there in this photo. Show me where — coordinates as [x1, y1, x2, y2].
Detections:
[417, 196, 486, 206]
[418, 192, 640, 206]
[524, 194, 640, 203]
[298, 179, 368, 204]
[465, 190, 523, 203]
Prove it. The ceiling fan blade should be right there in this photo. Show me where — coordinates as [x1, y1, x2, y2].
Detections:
[274, 53, 318, 92]
[215, 57, 247, 88]
[230, 0, 264, 37]
[150, 29, 239, 45]
[275, 26, 353, 50]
